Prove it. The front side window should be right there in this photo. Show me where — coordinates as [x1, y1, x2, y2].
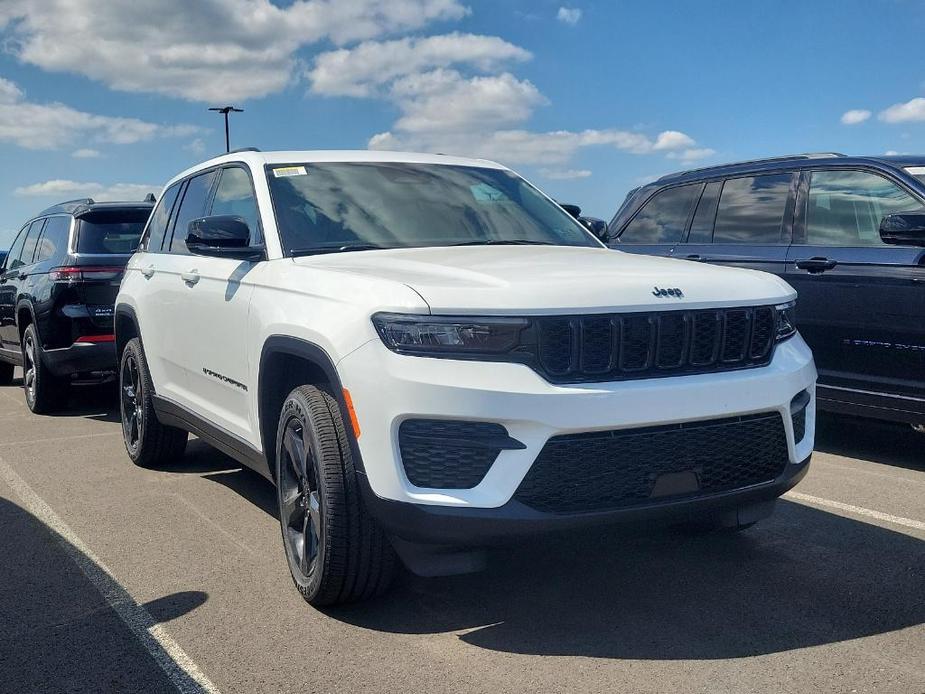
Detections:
[266, 163, 598, 254]
[211, 167, 260, 243]
[34, 216, 70, 262]
[143, 184, 180, 253]
[19, 219, 45, 267]
[4, 225, 29, 271]
[169, 171, 216, 254]
[76, 209, 150, 254]
[619, 184, 699, 244]
[713, 174, 792, 244]
[805, 170, 922, 246]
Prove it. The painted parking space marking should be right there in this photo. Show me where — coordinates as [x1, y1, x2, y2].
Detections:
[0, 453, 220, 694]
[786, 490, 925, 532]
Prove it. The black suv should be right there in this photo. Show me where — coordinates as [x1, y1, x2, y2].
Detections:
[0, 197, 154, 412]
[607, 153, 925, 429]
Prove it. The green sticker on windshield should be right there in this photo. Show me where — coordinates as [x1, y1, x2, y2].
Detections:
[470, 183, 508, 202]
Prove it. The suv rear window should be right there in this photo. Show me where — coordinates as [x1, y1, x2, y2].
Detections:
[76, 210, 150, 254]
[713, 174, 792, 244]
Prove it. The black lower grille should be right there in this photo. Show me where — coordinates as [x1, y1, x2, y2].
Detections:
[514, 413, 789, 514]
[399, 419, 523, 489]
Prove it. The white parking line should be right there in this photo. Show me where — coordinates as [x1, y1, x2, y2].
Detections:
[0, 454, 220, 694]
[785, 491, 925, 532]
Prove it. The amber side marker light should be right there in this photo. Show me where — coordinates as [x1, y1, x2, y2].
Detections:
[342, 389, 361, 439]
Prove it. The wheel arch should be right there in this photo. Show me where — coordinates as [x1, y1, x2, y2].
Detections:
[15, 300, 36, 341]
[257, 336, 364, 481]
[114, 305, 140, 360]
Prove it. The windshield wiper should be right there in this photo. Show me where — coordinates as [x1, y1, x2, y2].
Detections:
[449, 239, 557, 247]
[290, 243, 387, 257]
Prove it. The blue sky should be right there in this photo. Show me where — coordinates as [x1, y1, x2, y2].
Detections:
[2, 0, 925, 246]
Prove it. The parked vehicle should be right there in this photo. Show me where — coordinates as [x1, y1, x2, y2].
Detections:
[0, 197, 155, 412]
[115, 149, 815, 606]
[607, 153, 925, 430]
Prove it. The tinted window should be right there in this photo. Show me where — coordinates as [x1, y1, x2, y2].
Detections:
[620, 184, 699, 244]
[805, 170, 921, 246]
[687, 181, 721, 243]
[267, 163, 598, 253]
[211, 167, 260, 243]
[143, 184, 180, 253]
[169, 172, 215, 254]
[5, 225, 29, 271]
[34, 216, 70, 262]
[19, 219, 45, 267]
[713, 174, 791, 244]
[76, 209, 150, 254]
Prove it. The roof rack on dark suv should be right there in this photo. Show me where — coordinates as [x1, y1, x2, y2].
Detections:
[607, 152, 925, 430]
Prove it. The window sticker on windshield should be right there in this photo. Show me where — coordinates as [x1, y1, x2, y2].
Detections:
[470, 183, 508, 202]
[273, 166, 307, 178]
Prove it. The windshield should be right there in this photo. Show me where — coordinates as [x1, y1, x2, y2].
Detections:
[76, 210, 150, 254]
[266, 162, 599, 255]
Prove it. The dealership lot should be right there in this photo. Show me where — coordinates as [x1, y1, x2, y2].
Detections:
[0, 373, 922, 694]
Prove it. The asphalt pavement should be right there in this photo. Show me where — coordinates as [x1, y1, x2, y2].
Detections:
[0, 371, 922, 694]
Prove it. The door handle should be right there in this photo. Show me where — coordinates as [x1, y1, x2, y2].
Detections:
[181, 269, 200, 285]
[140, 265, 155, 278]
[795, 257, 838, 273]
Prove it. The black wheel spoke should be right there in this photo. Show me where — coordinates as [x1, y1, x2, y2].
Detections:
[283, 427, 305, 473]
[281, 490, 302, 526]
[308, 490, 321, 539]
[299, 512, 312, 574]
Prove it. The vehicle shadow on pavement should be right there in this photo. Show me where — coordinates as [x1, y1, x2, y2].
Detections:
[815, 413, 924, 471]
[327, 501, 925, 660]
[0, 496, 209, 693]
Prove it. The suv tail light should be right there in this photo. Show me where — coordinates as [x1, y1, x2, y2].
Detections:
[49, 266, 123, 282]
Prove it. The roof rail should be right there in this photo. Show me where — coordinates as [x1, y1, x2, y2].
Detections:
[143, 193, 156, 203]
[228, 146, 260, 154]
[658, 152, 847, 182]
[37, 198, 95, 217]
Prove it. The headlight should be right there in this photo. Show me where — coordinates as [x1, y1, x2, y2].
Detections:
[775, 301, 797, 342]
[372, 313, 528, 355]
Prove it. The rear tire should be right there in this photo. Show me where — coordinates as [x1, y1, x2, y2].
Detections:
[276, 385, 396, 606]
[22, 323, 70, 414]
[0, 361, 13, 386]
[119, 338, 187, 467]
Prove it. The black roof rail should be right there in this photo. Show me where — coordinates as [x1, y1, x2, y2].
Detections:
[37, 198, 95, 217]
[657, 152, 848, 182]
[143, 193, 157, 203]
[228, 147, 260, 154]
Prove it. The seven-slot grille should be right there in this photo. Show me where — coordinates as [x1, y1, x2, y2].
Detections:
[533, 306, 776, 383]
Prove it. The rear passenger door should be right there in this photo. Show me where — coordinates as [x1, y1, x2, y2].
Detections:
[0, 223, 30, 352]
[1, 218, 45, 346]
[785, 168, 925, 398]
[675, 173, 795, 275]
[611, 183, 701, 258]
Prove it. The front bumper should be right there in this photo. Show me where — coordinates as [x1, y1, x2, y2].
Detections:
[42, 341, 117, 377]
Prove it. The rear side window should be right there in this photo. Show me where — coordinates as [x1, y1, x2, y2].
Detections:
[143, 184, 181, 252]
[713, 174, 792, 244]
[619, 183, 700, 244]
[34, 216, 71, 262]
[169, 171, 216, 254]
[687, 181, 721, 243]
[19, 219, 45, 266]
[805, 170, 921, 246]
[210, 167, 260, 243]
[76, 209, 150, 254]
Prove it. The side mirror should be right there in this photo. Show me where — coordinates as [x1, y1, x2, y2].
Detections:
[186, 216, 264, 260]
[879, 210, 925, 246]
[580, 217, 609, 242]
[560, 203, 582, 219]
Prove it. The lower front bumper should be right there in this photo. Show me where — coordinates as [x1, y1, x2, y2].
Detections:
[359, 453, 811, 546]
[42, 341, 117, 377]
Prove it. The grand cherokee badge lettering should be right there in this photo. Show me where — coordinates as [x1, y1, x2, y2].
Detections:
[652, 286, 684, 298]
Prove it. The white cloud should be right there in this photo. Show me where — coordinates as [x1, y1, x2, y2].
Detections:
[653, 130, 695, 150]
[539, 168, 591, 180]
[14, 179, 158, 201]
[879, 98, 925, 123]
[557, 7, 582, 25]
[308, 33, 531, 97]
[0, 77, 199, 150]
[0, 0, 469, 102]
[666, 147, 716, 162]
[71, 148, 101, 158]
[184, 138, 207, 155]
[841, 109, 871, 125]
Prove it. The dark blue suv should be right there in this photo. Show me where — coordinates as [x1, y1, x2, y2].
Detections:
[606, 153, 925, 430]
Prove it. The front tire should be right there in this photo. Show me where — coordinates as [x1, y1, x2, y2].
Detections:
[22, 324, 69, 414]
[120, 338, 187, 467]
[276, 385, 395, 606]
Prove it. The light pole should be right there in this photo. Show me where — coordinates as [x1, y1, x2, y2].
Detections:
[208, 106, 244, 153]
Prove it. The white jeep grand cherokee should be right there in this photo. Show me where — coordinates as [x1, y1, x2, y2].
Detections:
[115, 150, 816, 606]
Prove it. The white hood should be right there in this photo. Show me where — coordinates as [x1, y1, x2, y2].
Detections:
[293, 246, 795, 314]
